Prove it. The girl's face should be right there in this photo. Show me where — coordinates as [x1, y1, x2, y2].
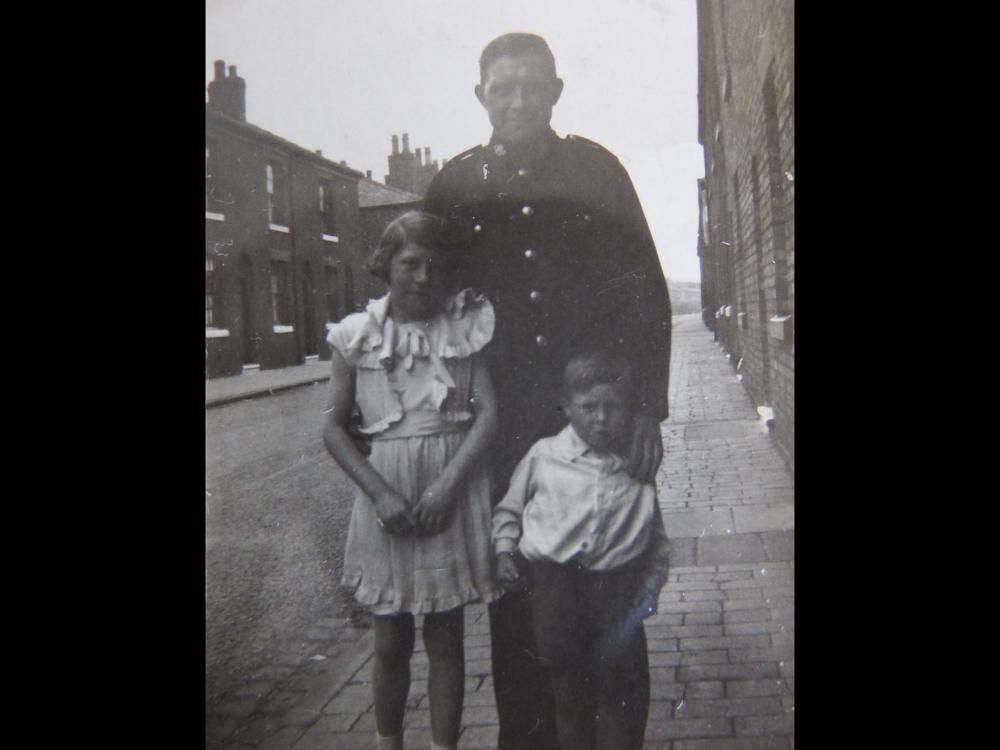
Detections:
[387, 242, 447, 322]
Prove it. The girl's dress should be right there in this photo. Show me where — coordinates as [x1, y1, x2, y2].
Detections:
[326, 288, 501, 615]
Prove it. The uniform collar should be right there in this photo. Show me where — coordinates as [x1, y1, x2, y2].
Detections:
[487, 127, 559, 168]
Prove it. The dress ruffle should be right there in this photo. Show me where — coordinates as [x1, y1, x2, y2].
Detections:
[326, 290, 494, 434]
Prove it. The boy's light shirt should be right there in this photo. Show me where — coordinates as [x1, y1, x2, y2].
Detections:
[493, 424, 670, 581]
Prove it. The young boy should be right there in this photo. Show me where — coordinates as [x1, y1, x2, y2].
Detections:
[492, 347, 671, 750]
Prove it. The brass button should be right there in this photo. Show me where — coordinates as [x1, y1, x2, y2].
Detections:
[583, 214, 591, 221]
[535, 335, 548, 347]
[522, 205, 534, 217]
[524, 249, 536, 260]
[530, 290, 541, 302]
[517, 167, 530, 177]
[473, 224, 482, 233]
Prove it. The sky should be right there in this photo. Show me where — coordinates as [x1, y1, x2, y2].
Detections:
[206, 0, 705, 282]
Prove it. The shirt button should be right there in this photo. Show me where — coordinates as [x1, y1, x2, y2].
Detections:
[522, 205, 534, 217]
[518, 167, 530, 177]
[529, 290, 541, 302]
[524, 248, 536, 260]
[583, 214, 591, 221]
[473, 224, 482, 233]
[535, 335, 548, 347]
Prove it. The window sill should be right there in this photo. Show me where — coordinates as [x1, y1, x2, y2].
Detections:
[273, 324, 294, 334]
[269, 223, 290, 233]
[205, 327, 230, 338]
[206, 211, 225, 222]
[322, 234, 339, 243]
[769, 314, 793, 341]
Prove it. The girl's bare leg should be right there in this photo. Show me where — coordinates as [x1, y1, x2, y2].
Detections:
[423, 607, 465, 747]
[373, 613, 416, 738]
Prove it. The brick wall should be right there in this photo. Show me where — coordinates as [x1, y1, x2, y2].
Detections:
[205, 109, 367, 378]
[697, 0, 794, 468]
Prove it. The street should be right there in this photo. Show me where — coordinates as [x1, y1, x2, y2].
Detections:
[206, 381, 367, 710]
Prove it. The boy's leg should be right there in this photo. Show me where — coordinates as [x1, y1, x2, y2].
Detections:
[423, 607, 465, 748]
[489, 586, 560, 750]
[592, 562, 653, 750]
[372, 613, 416, 738]
[531, 560, 598, 750]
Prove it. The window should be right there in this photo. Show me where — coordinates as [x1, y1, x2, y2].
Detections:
[319, 180, 337, 235]
[206, 258, 223, 326]
[270, 260, 291, 324]
[266, 162, 288, 226]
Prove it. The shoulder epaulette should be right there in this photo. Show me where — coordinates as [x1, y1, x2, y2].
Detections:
[565, 134, 608, 151]
[442, 144, 485, 168]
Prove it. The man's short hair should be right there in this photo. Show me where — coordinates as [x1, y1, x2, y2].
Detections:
[364, 211, 451, 284]
[562, 346, 636, 400]
[479, 32, 557, 83]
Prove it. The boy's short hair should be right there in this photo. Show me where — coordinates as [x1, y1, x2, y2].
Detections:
[479, 32, 557, 83]
[562, 346, 636, 400]
[364, 211, 450, 283]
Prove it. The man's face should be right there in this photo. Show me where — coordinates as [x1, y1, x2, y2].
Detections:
[475, 53, 563, 146]
[563, 383, 633, 454]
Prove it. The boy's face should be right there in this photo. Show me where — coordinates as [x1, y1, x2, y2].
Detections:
[563, 382, 633, 453]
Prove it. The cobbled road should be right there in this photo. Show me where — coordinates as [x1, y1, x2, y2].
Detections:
[205, 382, 368, 711]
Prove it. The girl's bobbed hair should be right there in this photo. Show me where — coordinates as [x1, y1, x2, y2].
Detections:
[365, 211, 451, 283]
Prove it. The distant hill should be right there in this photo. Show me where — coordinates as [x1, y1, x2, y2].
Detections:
[668, 280, 702, 315]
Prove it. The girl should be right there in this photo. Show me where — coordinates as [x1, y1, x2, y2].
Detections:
[323, 211, 500, 750]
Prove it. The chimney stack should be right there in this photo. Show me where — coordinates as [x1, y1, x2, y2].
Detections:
[366, 170, 372, 180]
[416, 148, 423, 166]
[207, 59, 247, 121]
[315, 149, 322, 156]
[424, 147, 431, 163]
[402, 133, 410, 153]
[391, 134, 399, 155]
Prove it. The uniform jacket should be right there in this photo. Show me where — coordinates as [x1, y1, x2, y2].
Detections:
[424, 129, 671, 491]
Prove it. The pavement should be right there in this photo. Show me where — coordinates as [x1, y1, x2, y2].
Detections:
[206, 314, 795, 749]
[206, 357, 332, 408]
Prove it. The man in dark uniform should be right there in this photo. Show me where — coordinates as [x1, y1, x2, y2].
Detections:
[424, 32, 671, 750]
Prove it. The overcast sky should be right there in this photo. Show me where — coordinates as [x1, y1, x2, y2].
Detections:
[206, 0, 704, 282]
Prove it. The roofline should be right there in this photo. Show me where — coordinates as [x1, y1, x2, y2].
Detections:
[206, 107, 365, 179]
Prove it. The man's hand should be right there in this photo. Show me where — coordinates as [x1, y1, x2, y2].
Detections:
[411, 479, 456, 535]
[372, 489, 415, 535]
[626, 412, 664, 484]
[495, 552, 522, 589]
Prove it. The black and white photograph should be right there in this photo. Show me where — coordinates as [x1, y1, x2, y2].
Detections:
[205, 1, 794, 748]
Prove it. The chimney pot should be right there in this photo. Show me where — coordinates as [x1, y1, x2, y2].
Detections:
[424, 147, 431, 161]
[402, 133, 410, 153]
[340, 160, 347, 165]
[315, 149, 322, 155]
[214, 60, 225, 80]
[366, 170, 372, 180]
[228, 65, 238, 78]
[391, 134, 399, 155]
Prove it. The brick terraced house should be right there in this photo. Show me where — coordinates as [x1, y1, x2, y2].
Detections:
[696, 0, 794, 467]
[205, 60, 368, 378]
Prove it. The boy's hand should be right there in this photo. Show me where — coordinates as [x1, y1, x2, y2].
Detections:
[495, 552, 522, 588]
[631, 585, 660, 618]
[626, 413, 664, 484]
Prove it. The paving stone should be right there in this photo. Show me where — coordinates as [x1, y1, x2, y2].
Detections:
[682, 590, 726, 601]
[663, 509, 735, 538]
[726, 679, 785, 698]
[678, 697, 783, 718]
[727, 645, 793, 664]
[673, 738, 787, 750]
[680, 635, 771, 652]
[464, 687, 498, 707]
[276, 707, 324, 727]
[725, 621, 785, 636]
[292, 728, 372, 750]
[645, 716, 733, 740]
[734, 714, 795, 736]
[231, 681, 274, 699]
[251, 665, 297, 683]
[669, 538, 698, 566]
[460, 723, 499, 748]
[732, 506, 793, 533]
[723, 609, 772, 624]
[685, 611, 722, 625]
[678, 663, 778, 682]
[660, 600, 723, 614]
[213, 697, 260, 720]
[760, 531, 795, 561]
[698, 534, 767, 566]
[685, 681, 725, 699]
[680, 650, 729, 666]
[254, 726, 306, 750]
[647, 637, 680, 652]
[402, 708, 431, 729]
[461, 705, 499, 725]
